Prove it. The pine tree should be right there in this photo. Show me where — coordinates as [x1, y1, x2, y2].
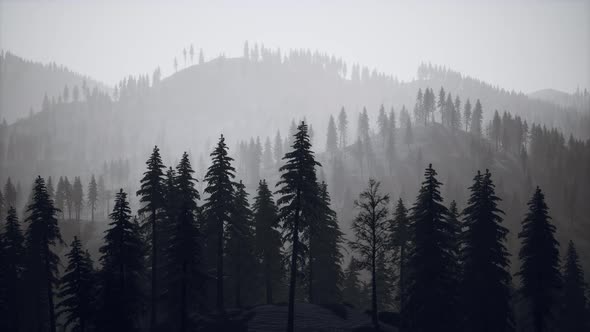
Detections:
[464, 98, 472, 132]
[0, 207, 25, 331]
[517, 187, 561, 332]
[55, 176, 66, 219]
[136, 145, 166, 330]
[404, 118, 413, 148]
[350, 179, 390, 329]
[165, 152, 205, 331]
[203, 135, 236, 313]
[338, 107, 348, 149]
[377, 104, 388, 146]
[460, 170, 514, 332]
[275, 121, 320, 332]
[64, 176, 73, 220]
[274, 131, 283, 166]
[326, 114, 338, 154]
[438, 87, 446, 124]
[358, 108, 370, 140]
[23, 176, 63, 332]
[57, 237, 95, 332]
[390, 198, 410, 330]
[342, 258, 363, 309]
[88, 175, 98, 222]
[559, 241, 589, 331]
[253, 179, 284, 304]
[96, 189, 145, 331]
[4, 177, 16, 208]
[308, 182, 343, 304]
[225, 180, 258, 308]
[471, 99, 483, 137]
[73, 176, 84, 222]
[405, 164, 458, 332]
[46, 176, 55, 199]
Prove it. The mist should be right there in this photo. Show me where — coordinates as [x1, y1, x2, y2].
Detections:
[0, 1, 589, 332]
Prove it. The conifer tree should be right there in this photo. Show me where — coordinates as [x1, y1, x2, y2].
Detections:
[73, 176, 84, 222]
[64, 176, 73, 220]
[438, 87, 446, 124]
[136, 145, 166, 330]
[358, 108, 370, 140]
[0, 190, 4, 223]
[350, 179, 390, 329]
[464, 98, 472, 132]
[337, 107, 348, 149]
[203, 135, 236, 313]
[471, 99, 483, 137]
[0, 207, 25, 331]
[96, 189, 145, 331]
[274, 131, 283, 166]
[326, 114, 338, 154]
[47, 176, 55, 199]
[23, 176, 63, 332]
[308, 181, 343, 304]
[404, 118, 413, 148]
[55, 176, 66, 219]
[253, 179, 284, 304]
[390, 198, 410, 329]
[517, 187, 561, 332]
[461, 170, 514, 332]
[275, 121, 320, 332]
[57, 236, 95, 332]
[4, 177, 16, 208]
[88, 175, 98, 222]
[377, 104, 388, 146]
[226, 180, 258, 308]
[559, 241, 589, 331]
[165, 152, 205, 331]
[342, 258, 363, 309]
[405, 165, 458, 332]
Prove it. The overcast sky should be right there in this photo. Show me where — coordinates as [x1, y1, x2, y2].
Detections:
[1, 0, 589, 94]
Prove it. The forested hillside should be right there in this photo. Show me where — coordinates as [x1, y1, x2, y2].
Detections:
[0, 51, 107, 123]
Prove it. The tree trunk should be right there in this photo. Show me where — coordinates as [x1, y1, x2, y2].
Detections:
[217, 218, 225, 314]
[151, 208, 158, 331]
[371, 219, 379, 330]
[286, 190, 301, 332]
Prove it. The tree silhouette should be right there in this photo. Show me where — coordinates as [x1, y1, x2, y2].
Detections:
[0, 207, 25, 331]
[337, 107, 348, 149]
[88, 174, 98, 222]
[326, 114, 338, 155]
[253, 179, 284, 305]
[57, 236, 95, 332]
[203, 134, 236, 314]
[460, 170, 514, 331]
[350, 179, 390, 329]
[471, 99, 483, 137]
[23, 176, 63, 332]
[405, 164, 458, 331]
[136, 145, 166, 330]
[73, 176, 83, 222]
[275, 121, 320, 332]
[226, 180, 258, 308]
[164, 152, 205, 331]
[4, 177, 16, 208]
[308, 181, 343, 304]
[517, 187, 561, 332]
[559, 240, 589, 331]
[464, 98, 472, 131]
[390, 198, 410, 330]
[96, 189, 145, 331]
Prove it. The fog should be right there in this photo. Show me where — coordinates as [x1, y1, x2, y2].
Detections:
[0, 1, 589, 332]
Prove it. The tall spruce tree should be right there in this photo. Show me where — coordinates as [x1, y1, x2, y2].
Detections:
[72, 176, 84, 222]
[57, 236, 95, 332]
[517, 187, 561, 332]
[337, 107, 348, 149]
[165, 152, 205, 331]
[405, 164, 458, 332]
[226, 180, 258, 308]
[97, 189, 145, 331]
[253, 179, 284, 305]
[390, 198, 410, 330]
[275, 121, 320, 332]
[342, 258, 363, 309]
[0, 207, 25, 331]
[203, 135, 236, 313]
[471, 99, 483, 137]
[4, 177, 16, 208]
[559, 240, 589, 331]
[308, 181, 343, 304]
[23, 176, 63, 332]
[88, 175, 98, 222]
[350, 179, 390, 329]
[326, 114, 338, 154]
[136, 145, 166, 329]
[461, 170, 514, 332]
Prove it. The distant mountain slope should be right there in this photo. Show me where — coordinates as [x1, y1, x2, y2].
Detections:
[0, 51, 109, 123]
[528, 88, 590, 111]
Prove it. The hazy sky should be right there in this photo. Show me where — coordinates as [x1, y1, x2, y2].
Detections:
[1, 0, 589, 93]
